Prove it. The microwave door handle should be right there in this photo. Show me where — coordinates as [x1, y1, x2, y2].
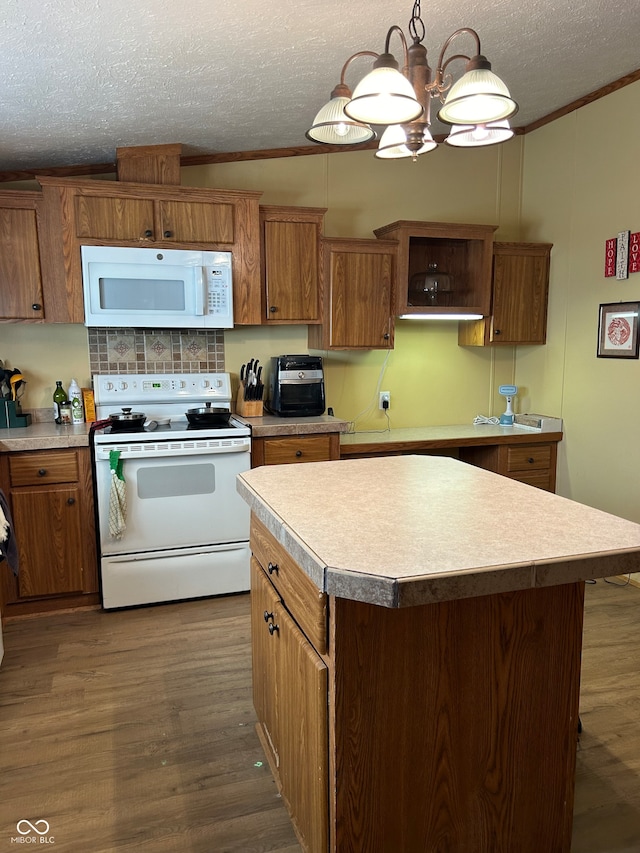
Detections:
[194, 268, 206, 316]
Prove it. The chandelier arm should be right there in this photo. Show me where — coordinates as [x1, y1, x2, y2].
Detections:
[383, 24, 410, 69]
[434, 27, 481, 87]
[339, 51, 380, 85]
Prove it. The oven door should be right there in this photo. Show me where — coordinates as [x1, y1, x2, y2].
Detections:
[94, 446, 250, 555]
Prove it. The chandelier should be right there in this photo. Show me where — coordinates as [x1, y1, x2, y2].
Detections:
[306, 0, 518, 159]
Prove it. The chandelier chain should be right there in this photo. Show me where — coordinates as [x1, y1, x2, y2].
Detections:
[409, 0, 425, 44]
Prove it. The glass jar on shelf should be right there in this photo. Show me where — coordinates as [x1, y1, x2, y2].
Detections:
[408, 263, 453, 306]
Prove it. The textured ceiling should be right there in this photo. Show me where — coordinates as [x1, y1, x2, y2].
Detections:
[0, 0, 639, 173]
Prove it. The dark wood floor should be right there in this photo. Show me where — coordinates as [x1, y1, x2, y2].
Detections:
[0, 581, 638, 852]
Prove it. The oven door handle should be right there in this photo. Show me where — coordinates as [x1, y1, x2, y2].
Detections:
[94, 440, 251, 461]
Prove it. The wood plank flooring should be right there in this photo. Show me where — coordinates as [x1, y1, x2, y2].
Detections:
[0, 581, 638, 853]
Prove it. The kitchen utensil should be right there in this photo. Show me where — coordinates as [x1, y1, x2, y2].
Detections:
[185, 403, 231, 427]
[108, 408, 147, 431]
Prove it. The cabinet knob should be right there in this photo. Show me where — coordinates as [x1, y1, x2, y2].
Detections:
[32, 303, 42, 311]
[268, 622, 279, 636]
[38, 468, 47, 477]
[269, 306, 278, 313]
[67, 497, 76, 506]
[383, 333, 390, 340]
[267, 561, 279, 575]
[295, 450, 302, 458]
[164, 230, 173, 238]
[143, 229, 153, 238]
[527, 457, 535, 464]
[494, 329, 502, 335]
[263, 610, 274, 623]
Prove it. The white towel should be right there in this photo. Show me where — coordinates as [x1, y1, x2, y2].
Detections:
[108, 450, 126, 539]
[0, 503, 8, 543]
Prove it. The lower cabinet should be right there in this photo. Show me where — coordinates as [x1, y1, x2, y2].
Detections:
[251, 432, 341, 468]
[0, 448, 99, 615]
[460, 440, 558, 491]
[251, 557, 328, 853]
[250, 515, 583, 853]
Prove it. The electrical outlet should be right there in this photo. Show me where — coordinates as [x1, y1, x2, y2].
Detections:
[379, 391, 391, 410]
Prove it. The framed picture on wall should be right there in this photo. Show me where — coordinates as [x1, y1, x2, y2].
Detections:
[597, 301, 640, 358]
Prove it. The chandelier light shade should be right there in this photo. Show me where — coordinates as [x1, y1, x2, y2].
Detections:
[306, 95, 376, 145]
[306, 1, 518, 161]
[437, 60, 518, 125]
[445, 119, 514, 147]
[344, 65, 423, 125]
[376, 123, 437, 159]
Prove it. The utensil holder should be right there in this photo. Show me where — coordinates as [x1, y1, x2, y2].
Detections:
[236, 387, 263, 418]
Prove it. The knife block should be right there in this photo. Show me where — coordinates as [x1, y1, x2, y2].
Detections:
[0, 398, 32, 429]
[236, 386, 263, 418]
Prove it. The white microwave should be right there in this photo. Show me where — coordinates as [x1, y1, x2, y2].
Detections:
[81, 245, 234, 328]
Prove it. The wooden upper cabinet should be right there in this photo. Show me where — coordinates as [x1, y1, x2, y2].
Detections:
[374, 220, 496, 318]
[37, 176, 262, 324]
[0, 191, 46, 321]
[73, 194, 155, 242]
[260, 205, 326, 324]
[308, 237, 397, 350]
[458, 242, 553, 346]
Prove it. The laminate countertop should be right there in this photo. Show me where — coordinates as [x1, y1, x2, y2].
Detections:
[0, 422, 92, 452]
[340, 423, 562, 453]
[0, 414, 349, 452]
[237, 454, 640, 608]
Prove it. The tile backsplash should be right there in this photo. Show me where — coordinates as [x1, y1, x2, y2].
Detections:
[88, 328, 225, 375]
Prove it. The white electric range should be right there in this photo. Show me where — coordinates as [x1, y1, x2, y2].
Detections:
[92, 373, 251, 609]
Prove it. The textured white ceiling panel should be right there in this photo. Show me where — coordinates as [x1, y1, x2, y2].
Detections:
[0, 0, 638, 171]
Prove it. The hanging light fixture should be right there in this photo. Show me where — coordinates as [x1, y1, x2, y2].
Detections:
[307, 0, 518, 159]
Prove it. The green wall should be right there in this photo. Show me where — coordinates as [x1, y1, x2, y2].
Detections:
[517, 79, 640, 526]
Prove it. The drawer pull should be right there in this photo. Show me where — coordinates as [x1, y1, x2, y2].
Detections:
[295, 450, 302, 458]
[528, 457, 535, 464]
[268, 622, 279, 636]
[38, 468, 47, 477]
[263, 610, 274, 623]
[267, 562, 279, 575]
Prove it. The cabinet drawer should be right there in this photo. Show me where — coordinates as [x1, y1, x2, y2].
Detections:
[9, 451, 79, 487]
[509, 470, 553, 491]
[251, 516, 327, 654]
[263, 435, 332, 466]
[505, 444, 552, 472]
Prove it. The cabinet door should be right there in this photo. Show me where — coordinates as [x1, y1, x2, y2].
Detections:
[263, 219, 321, 322]
[0, 204, 44, 320]
[12, 486, 85, 597]
[310, 238, 396, 350]
[158, 199, 235, 244]
[251, 561, 329, 853]
[74, 193, 155, 241]
[491, 244, 551, 344]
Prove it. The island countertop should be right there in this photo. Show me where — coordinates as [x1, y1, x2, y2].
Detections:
[237, 454, 640, 607]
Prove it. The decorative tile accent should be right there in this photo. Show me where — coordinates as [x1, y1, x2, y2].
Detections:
[88, 328, 225, 376]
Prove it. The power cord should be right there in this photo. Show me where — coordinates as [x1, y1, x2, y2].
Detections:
[473, 415, 500, 425]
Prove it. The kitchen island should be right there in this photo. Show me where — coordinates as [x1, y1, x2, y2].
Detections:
[237, 455, 640, 853]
